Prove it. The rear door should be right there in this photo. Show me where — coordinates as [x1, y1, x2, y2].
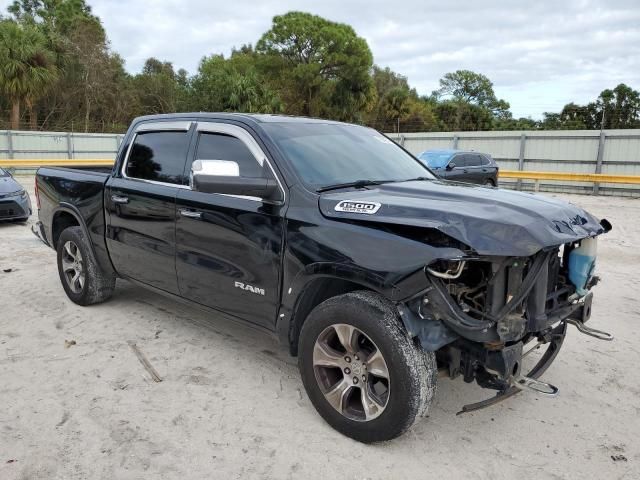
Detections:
[175, 122, 286, 329]
[464, 153, 486, 184]
[106, 121, 193, 294]
[480, 154, 498, 184]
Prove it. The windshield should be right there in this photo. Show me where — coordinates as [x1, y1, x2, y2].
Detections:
[418, 151, 454, 169]
[0, 168, 8, 177]
[262, 123, 434, 188]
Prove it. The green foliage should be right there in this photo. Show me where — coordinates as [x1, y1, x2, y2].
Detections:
[189, 51, 282, 113]
[538, 84, 640, 130]
[130, 58, 189, 115]
[0, 19, 57, 128]
[255, 11, 374, 121]
[434, 70, 510, 130]
[435, 100, 494, 131]
[365, 66, 436, 132]
[0, 4, 638, 133]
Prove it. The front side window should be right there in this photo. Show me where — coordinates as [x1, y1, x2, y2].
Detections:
[195, 132, 264, 178]
[125, 131, 190, 185]
[451, 154, 465, 167]
[263, 123, 433, 188]
[419, 151, 453, 169]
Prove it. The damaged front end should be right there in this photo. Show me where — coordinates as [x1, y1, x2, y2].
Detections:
[398, 230, 613, 413]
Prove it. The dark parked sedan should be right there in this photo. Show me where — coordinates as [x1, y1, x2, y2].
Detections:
[417, 149, 499, 186]
[0, 167, 31, 221]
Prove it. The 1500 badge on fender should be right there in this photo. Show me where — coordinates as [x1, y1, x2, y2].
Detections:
[334, 200, 381, 214]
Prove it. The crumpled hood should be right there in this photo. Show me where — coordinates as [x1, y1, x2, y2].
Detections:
[319, 180, 608, 256]
[0, 176, 22, 195]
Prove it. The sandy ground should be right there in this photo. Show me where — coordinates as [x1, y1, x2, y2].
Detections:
[1, 175, 639, 480]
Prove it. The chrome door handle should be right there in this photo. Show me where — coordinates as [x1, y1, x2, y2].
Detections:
[179, 209, 202, 219]
[111, 195, 129, 204]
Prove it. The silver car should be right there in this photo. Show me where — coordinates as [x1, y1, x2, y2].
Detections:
[0, 168, 31, 221]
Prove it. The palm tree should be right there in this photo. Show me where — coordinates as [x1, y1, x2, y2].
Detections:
[0, 20, 58, 130]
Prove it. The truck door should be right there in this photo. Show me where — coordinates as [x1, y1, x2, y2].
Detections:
[175, 122, 285, 329]
[105, 121, 193, 294]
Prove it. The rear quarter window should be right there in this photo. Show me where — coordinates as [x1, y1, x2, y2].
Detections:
[125, 131, 190, 185]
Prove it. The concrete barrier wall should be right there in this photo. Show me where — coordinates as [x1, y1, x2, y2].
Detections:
[0, 130, 123, 161]
[2, 128, 640, 197]
[389, 129, 640, 197]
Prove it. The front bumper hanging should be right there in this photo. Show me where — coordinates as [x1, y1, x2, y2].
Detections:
[457, 315, 613, 414]
[457, 321, 568, 414]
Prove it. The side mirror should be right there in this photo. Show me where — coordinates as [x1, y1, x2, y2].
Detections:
[446, 161, 456, 170]
[191, 159, 282, 202]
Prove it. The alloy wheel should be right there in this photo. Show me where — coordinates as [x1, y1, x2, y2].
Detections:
[312, 323, 390, 421]
[61, 240, 85, 294]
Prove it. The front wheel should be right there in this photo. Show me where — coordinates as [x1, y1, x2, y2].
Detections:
[298, 291, 437, 443]
[57, 226, 115, 306]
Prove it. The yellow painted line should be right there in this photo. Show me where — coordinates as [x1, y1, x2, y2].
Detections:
[0, 159, 114, 167]
[500, 170, 640, 185]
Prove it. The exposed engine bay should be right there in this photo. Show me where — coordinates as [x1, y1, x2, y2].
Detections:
[399, 231, 614, 413]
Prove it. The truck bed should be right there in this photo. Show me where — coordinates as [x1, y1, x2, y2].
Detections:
[35, 166, 112, 271]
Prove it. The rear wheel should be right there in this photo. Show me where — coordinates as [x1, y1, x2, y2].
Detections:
[57, 226, 115, 305]
[298, 291, 437, 443]
[484, 178, 496, 187]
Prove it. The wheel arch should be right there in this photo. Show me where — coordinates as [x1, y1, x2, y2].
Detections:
[51, 205, 99, 262]
[52, 208, 83, 248]
[282, 274, 387, 356]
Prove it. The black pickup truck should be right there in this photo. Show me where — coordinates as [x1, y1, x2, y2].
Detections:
[34, 113, 613, 442]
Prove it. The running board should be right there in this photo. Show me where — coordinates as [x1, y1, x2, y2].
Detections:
[566, 319, 614, 341]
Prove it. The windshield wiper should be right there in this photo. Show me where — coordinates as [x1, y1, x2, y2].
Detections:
[400, 176, 432, 182]
[316, 179, 396, 193]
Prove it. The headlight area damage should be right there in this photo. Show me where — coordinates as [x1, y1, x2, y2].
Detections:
[397, 231, 614, 414]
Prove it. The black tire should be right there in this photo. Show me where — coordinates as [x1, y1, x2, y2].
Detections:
[484, 178, 496, 187]
[298, 291, 437, 443]
[56, 226, 115, 306]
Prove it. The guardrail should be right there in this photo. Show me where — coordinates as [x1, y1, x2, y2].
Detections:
[499, 170, 640, 191]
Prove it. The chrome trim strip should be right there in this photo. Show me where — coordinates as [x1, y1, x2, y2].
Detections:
[134, 121, 192, 133]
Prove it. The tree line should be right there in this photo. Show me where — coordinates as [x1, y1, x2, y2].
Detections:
[1, 1, 639, 133]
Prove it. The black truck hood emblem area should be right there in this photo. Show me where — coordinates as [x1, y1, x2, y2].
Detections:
[319, 180, 608, 256]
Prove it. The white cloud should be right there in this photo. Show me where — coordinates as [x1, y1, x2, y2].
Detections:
[1, 0, 638, 118]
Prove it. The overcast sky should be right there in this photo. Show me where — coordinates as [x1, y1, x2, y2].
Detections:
[3, 0, 639, 119]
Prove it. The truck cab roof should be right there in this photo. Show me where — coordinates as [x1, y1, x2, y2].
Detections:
[131, 112, 352, 127]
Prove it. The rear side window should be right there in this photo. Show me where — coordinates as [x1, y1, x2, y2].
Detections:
[125, 131, 190, 185]
[481, 155, 492, 165]
[195, 132, 264, 178]
[465, 154, 483, 167]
